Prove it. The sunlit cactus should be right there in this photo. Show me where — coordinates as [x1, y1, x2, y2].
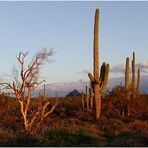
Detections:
[85, 85, 89, 110]
[89, 88, 93, 109]
[88, 9, 110, 120]
[137, 68, 140, 93]
[125, 57, 130, 91]
[124, 57, 130, 116]
[81, 91, 84, 110]
[132, 52, 136, 98]
[43, 84, 46, 98]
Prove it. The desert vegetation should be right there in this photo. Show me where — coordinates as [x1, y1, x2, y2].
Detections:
[0, 8, 147, 146]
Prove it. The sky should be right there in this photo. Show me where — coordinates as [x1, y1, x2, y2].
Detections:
[0, 1, 148, 88]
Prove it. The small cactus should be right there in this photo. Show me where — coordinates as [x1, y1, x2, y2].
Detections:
[89, 87, 93, 109]
[81, 91, 84, 110]
[85, 85, 89, 110]
[43, 84, 46, 98]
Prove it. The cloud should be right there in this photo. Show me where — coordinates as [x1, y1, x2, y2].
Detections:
[136, 61, 148, 73]
[33, 74, 148, 97]
[34, 81, 88, 97]
[110, 61, 148, 74]
[110, 64, 125, 74]
[78, 69, 92, 75]
[46, 81, 87, 92]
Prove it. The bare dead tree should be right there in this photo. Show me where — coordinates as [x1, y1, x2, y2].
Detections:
[0, 48, 58, 133]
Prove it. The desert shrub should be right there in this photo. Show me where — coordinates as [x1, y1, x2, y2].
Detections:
[101, 98, 118, 118]
[97, 116, 110, 130]
[108, 133, 144, 147]
[42, 117, 103, 138]
[53, 96, 82, 117]
[107, 120, 148, 146]
[99, 118, 125, 137]
[129, 95, 148, 120]
[0, 128, 17, 146]
[127, 120, 148, 144]
[7, 132, 40, 146]
[102, 85, 148, 121]
[74, 111, 93, 121]
[0, 95, 22, 130]
[35, 117, 105, 147]
[36, 130, 105, 147]
[101, 85, 129, 118]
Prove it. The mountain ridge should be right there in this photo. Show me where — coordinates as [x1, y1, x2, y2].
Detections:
[32, 75, 148, 97]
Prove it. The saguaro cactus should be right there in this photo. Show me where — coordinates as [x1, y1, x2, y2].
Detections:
[88, 9, 110, 120]
[85, 85, 89, 110]
[43, 84, 46, 98]
[132, 52, 136, 98]
[125, 57, 130, 91]
[89, 79, 94, 109]
[137, 68, 140, 93]
[89, 83, 93, 109]
[81, 91, 84, 110]
[124, 57, 130, 116]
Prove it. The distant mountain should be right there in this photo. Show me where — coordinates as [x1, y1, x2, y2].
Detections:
[32, 75, 148, 97]
[65, 89, 81, 97]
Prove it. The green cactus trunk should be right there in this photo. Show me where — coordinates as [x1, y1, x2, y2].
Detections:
[125, 57, 130, 116]
[132, 52, 136, 98]
[93, 9, 101, 119]
[137, 69, 140, 94]
[88, 9, 110, 120]
[125, 57, 130, 91]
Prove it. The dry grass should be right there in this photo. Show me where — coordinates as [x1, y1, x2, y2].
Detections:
[0, 93, 148, 146]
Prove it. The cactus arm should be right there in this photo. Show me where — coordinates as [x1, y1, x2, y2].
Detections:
[88, 73, 99, 84]
[100, 62, 106, 86]
[88, 73, 95, 82]
[100, 64, 110, 93]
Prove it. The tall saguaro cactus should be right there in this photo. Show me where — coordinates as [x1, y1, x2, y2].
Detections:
[132, 52, 136, 98]
[88, 9, 110, 120]
[125, 57, 130, 116]
[137, 68, 140, 93]
[125, 57, 130, 91]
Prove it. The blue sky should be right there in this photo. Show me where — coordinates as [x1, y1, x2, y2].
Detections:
[0, 1, 148, 85]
